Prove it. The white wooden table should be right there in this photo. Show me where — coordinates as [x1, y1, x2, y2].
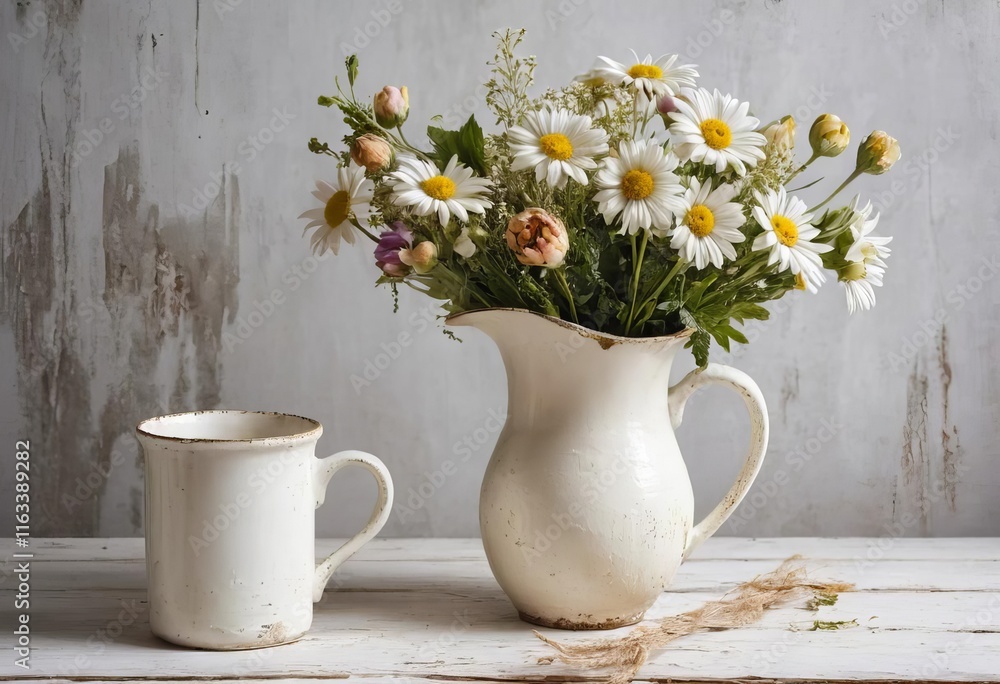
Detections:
[2, 538, 998, 682]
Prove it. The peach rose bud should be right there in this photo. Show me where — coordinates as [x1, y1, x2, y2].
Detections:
[506, 208, 570, 268]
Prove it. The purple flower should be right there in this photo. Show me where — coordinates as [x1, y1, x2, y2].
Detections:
[375, 221, 413, 277]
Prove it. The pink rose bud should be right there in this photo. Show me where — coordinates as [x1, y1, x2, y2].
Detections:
[506, 208, 570, 268]
[656, 94, 679, 117]
[373, 85, 409, 128]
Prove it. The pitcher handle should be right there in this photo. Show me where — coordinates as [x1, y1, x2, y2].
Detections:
[669, 363, 769, 559]
[311, 450, 394, 602]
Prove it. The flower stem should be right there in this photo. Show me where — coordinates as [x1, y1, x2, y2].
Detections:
[647, 257, 687, 302]
[625, 231, 648, 335]
[631, 93, 640, 136]
[350, 218, 380, 243]
[630, 257, 687, 331]
[785, 152, 819, 184]
[553, 268, 578, 324]
[396, 125, 415, 151]
[433, 266, 492, 308]
[813, 168, 862, 212]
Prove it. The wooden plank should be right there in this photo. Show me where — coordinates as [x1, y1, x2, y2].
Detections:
[2, 539, 999, 682]
[9, 537, 1000, 562]
[13, 557, 1000, 595]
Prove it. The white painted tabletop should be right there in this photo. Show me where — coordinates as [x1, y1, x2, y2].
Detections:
[2, 537, 998, 682]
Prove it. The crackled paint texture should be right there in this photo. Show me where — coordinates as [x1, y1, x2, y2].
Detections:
[1, 0, 997, 537]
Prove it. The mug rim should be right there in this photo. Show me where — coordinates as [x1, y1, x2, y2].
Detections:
[136, 410, 323, 446]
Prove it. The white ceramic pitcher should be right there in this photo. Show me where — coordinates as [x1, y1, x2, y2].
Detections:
[136, 410, 393, 649]
[448, 309, 768, 630]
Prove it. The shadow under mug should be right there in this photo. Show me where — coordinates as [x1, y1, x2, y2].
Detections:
[136, 410, 394, 650]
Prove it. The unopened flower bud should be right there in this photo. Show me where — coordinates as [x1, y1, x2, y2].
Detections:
[763, 115, 796, 152]
[656, 94, 679, 120]
[373, 85, 409, 128]
[506, 208, 569, 268]
[856, 130, 900, 175]
[374, 221, 412, 277]
[350, 134, 394, 173]
[399, 240, 437, 274]
[809, 114, 850, 158]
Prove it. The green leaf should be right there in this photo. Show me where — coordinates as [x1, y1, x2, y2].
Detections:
[345, 55, 359, 88]
[810, 619, 858, 631]
[721, 324, 749, 345]
[686, 329, 711, 368]
[317, 95, 336, 107]
[426, 115, 487, 175]
[679, 308, 698, 331]
[684, 274, 718, 308]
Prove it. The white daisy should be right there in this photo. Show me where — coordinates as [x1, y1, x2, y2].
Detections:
[593, 140, 685, 236]
[840, 260, 885, 314]
[298, 164, 373, 256]
[751, 187, 833, 289]
[596, 51, 698, 101]
[845, 195, 892, 268]
[508, 108, 609, 189]
[669, 178, 746, 270]
[389, 155, 493, 227]
[668, 88, 767, 176]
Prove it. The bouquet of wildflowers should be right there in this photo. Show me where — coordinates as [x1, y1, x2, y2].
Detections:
[302, 30, 899, 365]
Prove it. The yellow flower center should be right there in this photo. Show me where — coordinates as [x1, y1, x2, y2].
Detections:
[700, 118, 733, 150]
[621, 169, 654, 201]
[771, 215, 799, 247]
[539, 133, 574, 160]
[685, 204, 715, 237]
[421, 175, 456, 201]
[794, 273, 807, 291]
[840, 261, 867, 282]
[860, 242, 877, 261]
[324, 190, 352, 227]
[628, 63, 663, 80]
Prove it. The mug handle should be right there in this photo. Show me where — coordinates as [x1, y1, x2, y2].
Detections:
[668, 363, 769, 559]
[311, 450, 394, 602]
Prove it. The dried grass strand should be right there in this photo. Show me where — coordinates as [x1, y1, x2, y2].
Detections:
[535, 555, 854, 684]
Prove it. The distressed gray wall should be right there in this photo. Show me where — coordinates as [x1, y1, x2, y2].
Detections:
[1, 0, 997, 538]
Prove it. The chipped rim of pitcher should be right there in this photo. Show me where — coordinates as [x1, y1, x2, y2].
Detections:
[136, 409, 323, 446]
[445, 307, 694, 346]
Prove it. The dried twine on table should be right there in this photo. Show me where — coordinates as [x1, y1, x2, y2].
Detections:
[534, 555, 854, 684]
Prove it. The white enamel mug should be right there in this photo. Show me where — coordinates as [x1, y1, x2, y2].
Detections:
[136, 410, 394, 650]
